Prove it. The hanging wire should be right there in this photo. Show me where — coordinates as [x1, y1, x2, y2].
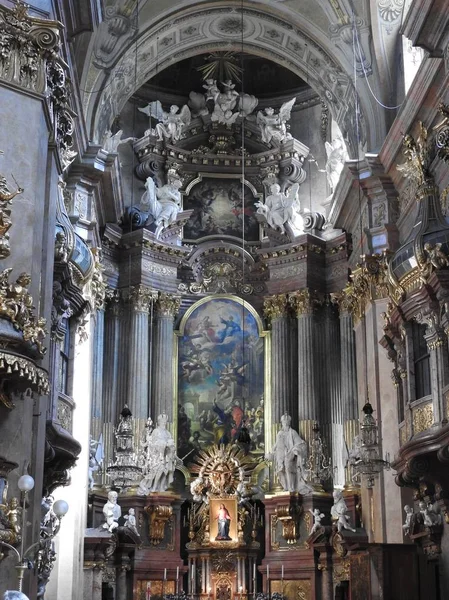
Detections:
[352, 17, 403, 111]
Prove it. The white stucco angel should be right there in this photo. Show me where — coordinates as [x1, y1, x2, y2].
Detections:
[102, 129, 137, 153]
[256, 97, 295, 145]
[138, 101, 191, 142]
[140, 171, 183, 232]
[330, 490, 356, 533]
[255, 182, 302, 234]
[323, 136, 348, 193]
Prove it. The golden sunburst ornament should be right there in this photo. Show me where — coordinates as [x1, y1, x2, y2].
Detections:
[197, 52, 243, 83]
[190, 444, 253, 496]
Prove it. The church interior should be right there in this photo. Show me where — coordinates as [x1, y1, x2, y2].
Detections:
[1, 0, 449, 599]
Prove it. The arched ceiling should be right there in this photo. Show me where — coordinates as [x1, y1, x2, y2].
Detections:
[79, 0, 398, 155]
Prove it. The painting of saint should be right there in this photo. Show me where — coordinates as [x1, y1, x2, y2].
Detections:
[183, 178, 259, 241]
[216, 503, 232, 541]
[176, 297, 265, 456]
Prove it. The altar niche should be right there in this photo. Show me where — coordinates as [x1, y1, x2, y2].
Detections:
[175, 295, 269, 459]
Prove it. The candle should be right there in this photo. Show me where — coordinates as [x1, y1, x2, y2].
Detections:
[164, 568, 167, 581]
[177, 567, 179, 580]
[281, 565, 284, 580]
[267, 564, 269, 580]
[253, 563, 256, 580]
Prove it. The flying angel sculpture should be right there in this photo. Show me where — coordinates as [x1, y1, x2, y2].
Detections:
[138, 100, 191, 143]
[257, 97, 296, 145]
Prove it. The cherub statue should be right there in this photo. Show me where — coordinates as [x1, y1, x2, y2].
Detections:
[1, 497, 22, 534]
[423, 242, 449, 270]
[4, 592, 30, 600]
[190, 472, 208, 504]
[54, 231, 69, 263]
[419, 501, 442, 526]
[140, 171, 183, 233]
[256, 97, 295, 145]
[323, 136, 348, 193]
[138, 101, 191, 143]
[330, 489, 356, 533]
[22, 316, 47, 356]
[102, 129, 137, 154]
[124, 508, 139, 535]
[102, 490, 121, 532]
[309, 508, 325, 534]
[6, 272, 33, 323]
[255, 182, 302, 234]
[402, 505, 413, 536]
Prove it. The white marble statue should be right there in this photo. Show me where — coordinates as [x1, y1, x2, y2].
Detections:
[137, 414, 181, 495]
[102, 129, 137, 153]
[402, 505, 413, 536]
[265, 413, 311, 494]
[4, 593, 30, 600]
[88, 435, 104, 490]
[309, 508, 325, 534]
[255, 182, 302, 234]
[256, 97, 295, 145]
[331, 490, 356, 533]
[211, 80, 240, 125]
[124, 508, 139, 535]
[138, 101, 191, 142]
[324, 136, 348, 193]
[140, 171, 182, 232]
[102, 490, 121, 533]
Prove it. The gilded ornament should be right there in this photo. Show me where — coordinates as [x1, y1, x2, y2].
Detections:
[333, 559, 350, 582]
[155, 291, 181, 317]
[397, 122, 431, 189]
[90, 254, 107, 311]
[0, 160, 23, 259]
[434, 103, 449, 164]
[290, 289, 319, 316]
[263, 294, 289, 322]
[0, 268, 48, 356]
[412, 403, 433, 434]
[145, 505, 173, 546]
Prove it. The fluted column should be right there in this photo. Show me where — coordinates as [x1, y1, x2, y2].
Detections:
[423, 312, 449, 424]
[91, 307, 105, 443]
[116, 557, 131, 600]
[337, 298, 359, 488]
[126, 285, 153, 419]
[101, 289, 122, 485]
[263, 294, 294, 432]
[291, 289, 319, 443]
[152, 292, 181, 423]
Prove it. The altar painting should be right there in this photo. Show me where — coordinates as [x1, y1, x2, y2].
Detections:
[209, 497, 238, 543]
[176, 297, 265, 457]
[183, 178, 259, 241]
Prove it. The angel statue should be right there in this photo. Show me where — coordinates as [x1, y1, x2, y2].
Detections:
[256, 97, 296, 145]
[140, 170, 183, 232]
[255, 182, 302, 234]
[323, 136, 348, 193]
[101, 129, 137, 154]
[138, 101, 191, 143]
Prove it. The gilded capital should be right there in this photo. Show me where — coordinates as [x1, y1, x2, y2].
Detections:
[155, 292, 181, 318]
[127, 285, 154, 313]
[290, 289, 318, 316]
[263, 294, 289, 322]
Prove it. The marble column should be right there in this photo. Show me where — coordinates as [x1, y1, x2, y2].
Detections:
[91, 307, 105, 444]
[324, 301, 341, 485]
[116, 558, 131, 600]
[338, 302, 359, 488]
[263, 294, 294, 434]
[291, 289, 319, 442]
[152, 292, 181, 423]
[126, 285, 153, 419]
